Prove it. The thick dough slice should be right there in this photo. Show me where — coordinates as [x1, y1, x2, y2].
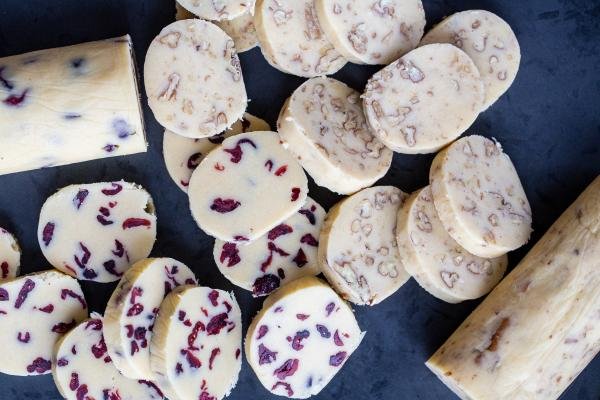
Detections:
[214, 197, 325, 296]
[396, 186, 508, 303]
[164, 113, 269, 191]
[144, 19, 247, 138]
[318, 186, 410, 305]
[151, 286, 242, 400]
[0, 227, 20, 281]
[53, 316, 164, 400]
[216, 11, 259, 52]
[430, 135, 532, 258]
[246, 276, 364, 398]
[254, 0, 347, 77]
[0, 270, 87, 376]
[315, 0, 425, 65]
[277, 77, 392, 194]
[421, 10, 520, 110]
[37, 181, 157, 282]
[103, 258, 197, 379]
[188, 131, 308, 242]
[177, 0, 255, 21]
[363, 43, 484, 154]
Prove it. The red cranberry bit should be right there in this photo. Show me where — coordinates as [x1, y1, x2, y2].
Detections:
[73, 189, 89, 209]
[208, 347, 221, 370]
[329, 351, 347, 367]
[38, 304, 54, 313]
[17, 331, 30, 343]
[85, 319, 102, 331]
[69, 372, 80, 390]
[3, 89, 28, 107]
[291, 188, 301, 201]
[296, 314, 309, 321]
[334, 330, 344, 346]
[103, 260, 122, 277]
[220, 242, 241, 268]
[175, 362, 183, 374]
[92, 337, 108, 358]
[103, 389, 122, 400]
[52, 319, 77, 333]
[252, 274, 280, 296]
[214, 162, 225, 171]
[274, 306, 283, 313]
[274, 358, 299, 379]
[236, 348, 241, 359]
[183, 349, 202, 368]
[277, 268, 286, 280]
[74, 242, 92, 269]
[101, 183, 123, 196]
[127, 303, 144, 316]
[291, 330, 310, 351]
[138, 380, 163, 397]
[71, 345, 77, 355]
[76, 384, 89, 400]
[298, 209, 316, 225]
[292, 248, 308, 268]
[258, 343, 277, 365]
[103, 144, 119, 152]
[130, 287, 143, 304]
[316, 324, 331, 338]
[325, 302, 335, 316]
[264, 159, 273, 171]
[206, 313, 229, 335]
[112, 240, 126, 258]
[122, 218, 151, 229]
[15, 278, 35, 309]
[83, 268, 97, 280]
[223, 138, 257, 163]
[274, 165, 288, 176]
[272, 382, 293, 397]
[208, 290, 220, 307]
[61, 289, 87, 309]
[187, 152, 203, 169]
[0, 288, 8, 301]
[57, 358, 68, 367]
[42, 222, 55, 246]
[268, 224, 293, 240]
[0, 262, 7, 279]
[199, 391, 216, 400]
[26, 357, 51, 374]
[131, 341, 140, 356]
[125, 324, 134, 338]
[134, 326, 147, 341]
[178, 311, 186, 321]
[233, 235, 249, 242]
[210, 198, 241, 213]
[257, 325, 269, 340]
[208, 133, 226, 144]
[300, 233, 318, 247]
[188, 321, 206, 347]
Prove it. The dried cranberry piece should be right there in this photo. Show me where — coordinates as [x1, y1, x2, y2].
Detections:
[112, 240, 126, 258]
[75, 384, 89, 400]
[223, 138, 257, 163]
[208, 290, 219, 307]
[334, 330, 344, 346]
[0, 288, 8, 301]
[300, 233, 318, 247]
[214, 162, 225, 171]
[73, 189, 89, 209]
[236, 348, 241, 359]
[291, 188, 301, 201]
[57, 358, 68, 367]
[208, 133, 226, 144]
[0, 262, 7, 279]
[125, 324, 134, 338]
[138, 380, 163, 397]
[291, 330, 310, 351]
[210, 198, 241, 213]
[199, 391, 216, 400]
[277, 268, 285, 280]
[175, 362, 183, 374]
[252, 274, 280, 297]
[122, 218, 151, 229]
[38, 304, 54, 313]
[42, 222, 55, 246]
[101, 182, 123, 196]
[258, 343, 277, 365]
[272, 382, 293, 397]
[103, 260, 122, 277]
[316, 324, 331, 338]
[329, 351, 347, 367]
[325, 302, 335, 316]
[206, 313, 228, 335]
[103, 389, 122, 400]
[3, 89, 28, 106]
[130, 341, 140, 356]
[292, 248, 308, 268]
[74, 242, 91, 269]
[103, 144, 119, 152]
[70, 372, 80, 390]
[208, 347, 221, 370]
[97, 215, 113, 225]
[61, 289, 87, 309]
[183, 349, 202, 368]
[268, 224, 293, 240]
[26, 357, 51, 374]
[298, 209, 316, 225]
[188, 321, 206, 347]
[296, 314, 309, 320]
[178, 311, 186, 321]
[130, 287, 143, 304]
[134, 326, 147, 341]
[92, 337, 108, 358]
[17, 331, 30, 343]
[127, 303, 144, 316]
[274, 358, 299, 379]
[15, 279, 35, 309]
[83, 269, 97, 279]
[274, 165, 288, 176]
[52, 319, 77, 334]
[187, 152, 203, 169]
[85, 319, 102, 331]
[220, 242, 242, 268]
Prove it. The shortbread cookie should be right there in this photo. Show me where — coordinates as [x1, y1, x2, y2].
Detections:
[177, 0, 255, 21]
[0, 227, 20, 281]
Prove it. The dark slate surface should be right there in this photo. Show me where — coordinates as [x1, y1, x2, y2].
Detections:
[0, 0, 599, 399]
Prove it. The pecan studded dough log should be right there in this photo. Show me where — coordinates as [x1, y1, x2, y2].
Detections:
[0, 227, 21, 281]
[0, 35, 146, 175]
[427, 176, 600, 400]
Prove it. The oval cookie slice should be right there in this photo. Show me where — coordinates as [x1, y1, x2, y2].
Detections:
[0, 227, 20, 281]
[246, 276, 364, 398]
[38, 181, 157, 282]
[0, 270, 87, 376]
[177, 0, 255, 21]
[430, 135, 532, 258]
[216, 10, 259, 52]
[254, 0, 347, 77]
[278, 77, 392, 194]
[145, 19, 247, 138]
[315, 0, 426, 65]
[151, 286, 242, 400]
[53, 316, 164, 400]
[189, 131, 308, 242]
[396, 186, 508, 303]
[103, 258, 197, 379]
[421, 10, 520, 110]
[363, 43, 484, 154]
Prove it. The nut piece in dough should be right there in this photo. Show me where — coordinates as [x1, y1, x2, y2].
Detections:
[318, 186, 410, 305]
[0, 227, 20, 281]
[421, 10, 521, 110]
[177, 0, 255, 21]
[363, 43, 485, 154]
[278, 77, 392, 194]
[430, 135, 532, 258]
[316, 0, 426, 65]
[216, 9, 260, 52]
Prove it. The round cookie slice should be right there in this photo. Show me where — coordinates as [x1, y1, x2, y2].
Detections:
[37, 181, 157, 283]
[430, 135, 532, 258]
[421, 10, 521, 110]
[216, 10, 259, 52]
[144, 19, 247, 138]
[53, 316, 164, 400]
[0, 270, 88, 376]
[103, 258, 197, 380]
[396, 186, 508, 303]
[151, 286, 242, 400]
[246, 276, 364, 398]
[363, 43, 485, 154]
[315, 0, 426, 65]
[318, 186, 410, 305]
[214, 197, 325, 296]
[277, 77, 392, 194]
[188, 131, 308, 242]
[254, 0, 347, 77]
[0, 227, 20, 281]
[164, 113, 270, 191]
[177, 0, 255, 21]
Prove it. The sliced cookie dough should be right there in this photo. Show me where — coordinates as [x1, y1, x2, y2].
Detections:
[421, 10, 520, 110]
[164, 113, 270, 191]
[363, 43, 485, 154]
[277, 77, 392, 194]
[396, 186, 508, 303]
[103, 258, 197, 379]
[430, 135, 532, 258]
[216, 10, 260, 52]
[37, 181, 157, 283]
[145, 19, 247, 138]
[318, 186, 410, 305]
[0, 270, 88, 376]
[188, 131, 308, 242]
[177, 0, 255, 21]
[214, 197, 325, 297]
[151, 286, 242, 400]
[245, 276, 364, 398]
[0, 227, 20, 281]
[315, 0, 426, 65]
[254, 0, 347, 77]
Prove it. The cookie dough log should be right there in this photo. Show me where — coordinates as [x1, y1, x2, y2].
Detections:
[430, 135, 532, 258]
[254, 0, 347, 78]
[0, 270, 87, 376]
[315, 0, 425, 65]
[177, 0, 255, 21]
[363, 43, 484, 154]
[164, 113, 270, 191]
[246, 276, 364, 398]
[277, 77, 392, 195]
[189, 131, 308, 242]
[396, 186, 508, 303]
[214, 197, 325, 296]
[52, 315, 164, 400]
[421, 10, 520, 110]
[0, 227, 20, 281]
[427, 176, 600, 400]
[103, 258, 197, 379]
[151, 286, 242, 400]
[37, 181, 157, 282]
[216, 10, 260, 52]
[319, 186, 410, 305]
[0, 36, 146, 176]
[144, 19, 247, 138]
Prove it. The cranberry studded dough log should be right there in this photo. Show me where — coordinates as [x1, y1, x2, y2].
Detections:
[0, 36, 146, 175]
[0, 227, 21, 281]
[427, 176, 600, 400]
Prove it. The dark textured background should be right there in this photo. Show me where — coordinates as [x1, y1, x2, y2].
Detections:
[0, 0, 599, 399]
